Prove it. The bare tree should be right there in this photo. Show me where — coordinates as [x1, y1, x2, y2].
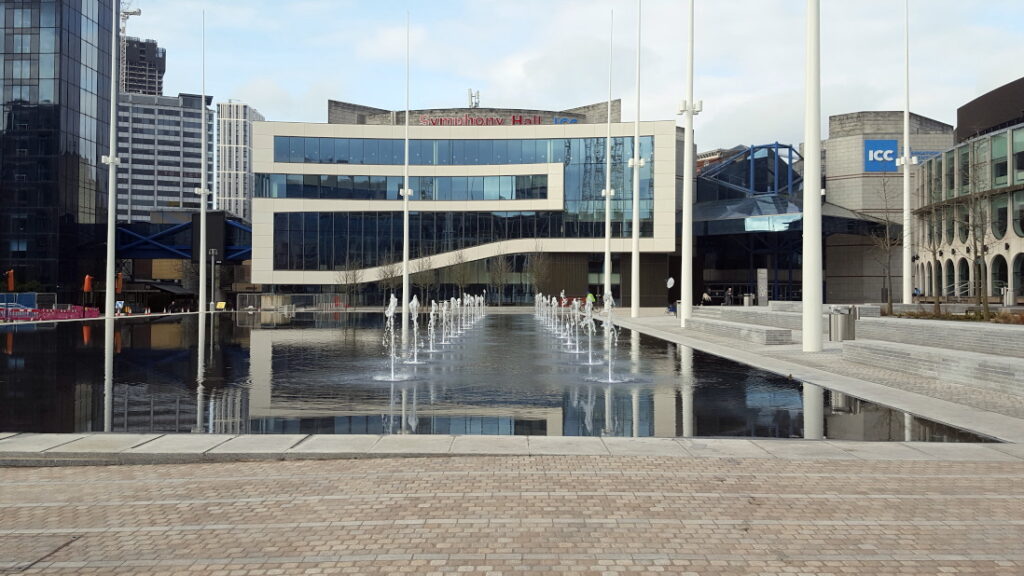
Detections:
[863, 173, 898, 315]
[412, 256, 437, 303]
[525, 245, 552, 296]
[335, 258, 364, 307]
[377, 253, 402, 301]
[449, 251, 472, 298]
[488, 254, 513, 306]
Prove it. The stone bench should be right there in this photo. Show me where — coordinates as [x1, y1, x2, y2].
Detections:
[843, 339, 1024, 397]
[685, 317, 793, 345]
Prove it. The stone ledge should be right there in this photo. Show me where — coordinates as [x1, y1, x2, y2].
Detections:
[685, 317, 793, 345]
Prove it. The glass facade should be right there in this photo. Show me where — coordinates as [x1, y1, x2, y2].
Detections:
[272, 135, 652, 167]
[272, 210, 652, 271]
[264, 135, 656, 271]
[1, 0, 114, 297]
[255, 173, 549, 201]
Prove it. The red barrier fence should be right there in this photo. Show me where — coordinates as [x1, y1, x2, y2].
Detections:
[2, 306, 101, 322]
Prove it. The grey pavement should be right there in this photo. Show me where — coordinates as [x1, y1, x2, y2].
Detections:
[0, 432, 1020, 466]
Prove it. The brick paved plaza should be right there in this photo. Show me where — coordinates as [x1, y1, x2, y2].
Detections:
[2, 454, 1023, 575]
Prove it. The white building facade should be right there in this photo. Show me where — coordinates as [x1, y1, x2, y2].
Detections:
[249, 106, 679, 306]
[217, 100, 264, 223]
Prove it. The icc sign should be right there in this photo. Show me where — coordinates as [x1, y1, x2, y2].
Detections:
[864, 139, 898, 172]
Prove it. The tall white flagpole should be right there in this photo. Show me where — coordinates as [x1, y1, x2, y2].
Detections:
[801, 0, 823, 353]
[602, 10, 614, 302]
[629, 0, 642, 318]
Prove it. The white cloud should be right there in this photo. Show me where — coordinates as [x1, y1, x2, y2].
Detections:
[128, 0, 1024, 150]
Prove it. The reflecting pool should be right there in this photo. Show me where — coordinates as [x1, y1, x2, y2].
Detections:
[0, 312, 992, 441]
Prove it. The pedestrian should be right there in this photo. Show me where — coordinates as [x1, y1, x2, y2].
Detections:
[586, 292, 596, 304]
[701, 291, 712, 305]
[724, 288, 734, 306]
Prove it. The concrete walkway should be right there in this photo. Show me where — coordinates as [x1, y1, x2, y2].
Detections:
[615, 313, 1024, 443]
[2, 452, 1023, 575]
[2, 433, 1022, 466]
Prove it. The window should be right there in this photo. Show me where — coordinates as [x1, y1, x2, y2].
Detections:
[958, 146, 970, 194]
[14, 9, 32, 28]
[992, 193, 1008, 239]
[1014, 129, 1024, 185]
[13, 34, 31, 53]
[1013, 190, 1024, 238]
[972, 138, 990, 192]
[944, 151, 955, 200]
[992, 133, 1008, 187]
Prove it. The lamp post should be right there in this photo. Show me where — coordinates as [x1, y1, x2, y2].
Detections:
[802, 0, 823, 353]
[901, 0, 913, 304]
[678, 0, 701, 328]
[197, 11, 208, 319]
[100, 1, 120, 432]
[629, 0, 643, 318]
[602, 10, 614, 302]
[400, 11, 412, 347]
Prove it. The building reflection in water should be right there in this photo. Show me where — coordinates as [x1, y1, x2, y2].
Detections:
[0, 313, 995, 442]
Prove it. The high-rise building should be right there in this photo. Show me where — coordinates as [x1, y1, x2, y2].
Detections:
[122, 36, 165, 95]
[115, 92, 213, 222]
[0, 0, 115, 298]
[217, 100, 264, 222]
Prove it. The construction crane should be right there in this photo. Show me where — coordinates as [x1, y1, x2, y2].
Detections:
[119, 1, 142, 93]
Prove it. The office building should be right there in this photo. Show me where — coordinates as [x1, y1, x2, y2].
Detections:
[253, 100, 676, 306]
[122, 36, 164, 95]
[115, 92, 213, 223]
[217, 100, 264, 222]
[913, 77, 1024, 303]
[821, 111, 954, 303]
[0, 0, 115, 298]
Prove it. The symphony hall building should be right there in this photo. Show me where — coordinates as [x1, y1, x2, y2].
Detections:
[250, 100, 680, 306]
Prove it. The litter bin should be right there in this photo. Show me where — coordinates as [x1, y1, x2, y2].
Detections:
[742, 294, 754, 307]
[828, 305, 855, 342]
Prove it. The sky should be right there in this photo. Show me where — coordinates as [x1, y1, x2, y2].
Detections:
[128, 0, 1024, 151]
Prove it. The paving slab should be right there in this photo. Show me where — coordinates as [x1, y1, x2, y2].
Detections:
[287, 434, 381, 454]
[985, 442, 1024, 460]
[823, 440, 938, 460]
[677, 438, 773, 459]
[46, 433, 161, 453]
[903, 442, 1022, 461]
[450, 435, 529, 454]
[752, 439, 859, 460]
[0, 433, 89, 453]
[528, 436, 609, 455]
[208, 434, 307, 454]
[127, 434, 236, 454]
[371, 435, 454, 454]
[0, 433, 18, 441]
[602, 437, 690, 457]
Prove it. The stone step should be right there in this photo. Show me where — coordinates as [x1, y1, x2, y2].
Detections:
[685, 317, 793, 345]
[843, 339, 1024, 397]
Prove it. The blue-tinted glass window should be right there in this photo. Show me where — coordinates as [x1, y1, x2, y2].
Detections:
[270, 174, 286, 197]
[303, 174, 320, 198]
[452, 177, 468, 201]
[364, 140, 379, 164]
[437, 177, 452, 200]
[387, 176, 401, 200]
[484, 176, 499, 200]
[286, 174, 302, 197]
[288, 137, 304, 163]
[304, 138, 320, 163]
[337, 175, 353, 197]
[436, 140, 451, 165]
[273, 137, 289, 163]
[321, 175, 339, 199]
[469, 176, 485, 201]
[349, 139, 363, 164]
[499, 175, 513, 200]
[319, 139, 335, 163]
[353, 176, 369, 199]
[335, 139, 350, 164]
[370, 176, 387, 200]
